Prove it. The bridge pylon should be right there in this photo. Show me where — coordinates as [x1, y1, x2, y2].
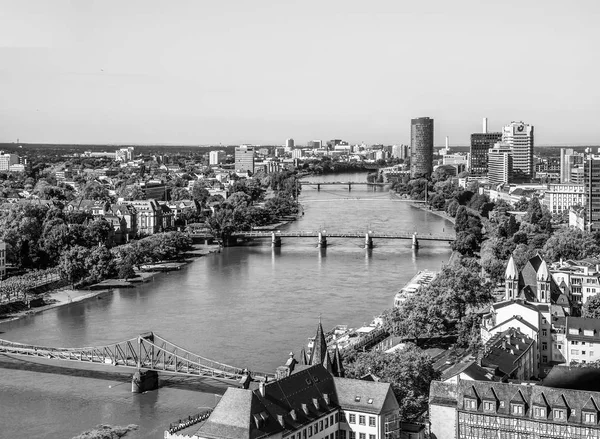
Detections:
[317, 231, 327, 248]
[365, 232, 374, 249]
[271, 232, 281, 247]
[412, 233, 419, 250]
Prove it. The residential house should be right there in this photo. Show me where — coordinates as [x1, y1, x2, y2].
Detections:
[128, 200, 162, 235]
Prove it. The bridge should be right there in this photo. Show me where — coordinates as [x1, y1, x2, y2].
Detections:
[0, 332, 273, 392]
[300, 181, 387, 191]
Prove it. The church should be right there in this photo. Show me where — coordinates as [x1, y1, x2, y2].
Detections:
[481, 254, 574, 378]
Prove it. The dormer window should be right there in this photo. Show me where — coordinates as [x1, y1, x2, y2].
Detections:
[354, 396, 361, 402]
[483, 401, 495, 412]
[465, 398, 477, 410]
[367, 398, 374, 404]
[511, 403, 524, 415]
[534, 406, 546, 418]
[553, 408, 566, 420]
[584, 411, 596, 424]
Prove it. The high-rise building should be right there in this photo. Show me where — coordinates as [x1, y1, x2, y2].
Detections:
[285, 138, 294, 149]
[502, 121, 534, 178]
[487, 142, 513, 186]
[470, 132, 502, 176]
[115, 147, 134, 162]
[234, 145, 255, 174]
[410, 117, 434, 178]
[0, 151, 19, 171]
[209, 150, 225, 165]
[560, 148, 584, 183]
[392, 144, 409, 160]
[584, 155, 600, 232]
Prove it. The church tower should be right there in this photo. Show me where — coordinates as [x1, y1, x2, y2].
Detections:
[536, 258, 551, 303]
[505, 254, 519, 300]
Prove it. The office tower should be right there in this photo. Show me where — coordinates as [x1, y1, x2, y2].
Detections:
[286, 138, 294, 149]
[209, 150, 225, 165]
[470, 131, 502, 176]
[584, 155, 600, 232]
[234, 145, 255, 174]
[392, 144, 409, 160]
[502, 121, 534, 178]
[560, 148, 584, 183]
[410, 117, 434, 178]
[488, 142, 513, 186]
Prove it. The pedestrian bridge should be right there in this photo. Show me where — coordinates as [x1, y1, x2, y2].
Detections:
[0, 332, 274, 390]
[300, 181, 387, 191]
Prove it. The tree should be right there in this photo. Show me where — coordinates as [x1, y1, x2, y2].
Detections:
[542, 228, 600, 262]
[583, 294, 600, 319]
[58, 246, 92, 286]
[118, 261, 136, 281]
[85, 218, 114, 247]
[170, 186, 190, 201]
[191, 181, 210, 206]
[513, 197, 530, 211]
[85, 246, 117, 283]
[343, 345, 440, 421]
[71, 424, 138, 439]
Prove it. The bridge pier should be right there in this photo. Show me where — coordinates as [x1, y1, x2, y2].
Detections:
[271, 232, 281, 247]
[317, 183, 321, 191]
[412, 233, 419, 250]
[348, 183, 351, 191]
[364, 232, 373, 249]
[132, 369, 159, 393]
[318, 231, 327, 248]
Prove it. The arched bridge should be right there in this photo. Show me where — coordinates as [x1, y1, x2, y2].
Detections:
[0, 332, 274, 384]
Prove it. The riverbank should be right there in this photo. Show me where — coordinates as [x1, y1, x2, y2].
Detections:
[0, 244, 222, 324]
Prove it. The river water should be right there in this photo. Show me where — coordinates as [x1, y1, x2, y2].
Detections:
[0, 172, 453, 439]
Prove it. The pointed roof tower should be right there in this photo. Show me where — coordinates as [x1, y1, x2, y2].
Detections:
[537, 257, 550, 281]
[505, 255, 519, 280]
[332, 345, 345, 378]
[322, 349, 333, 373]
[309, 319, 328, 367]
[299, 348, 308, 366]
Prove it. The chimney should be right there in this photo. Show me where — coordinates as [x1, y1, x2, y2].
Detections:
[445, 136, 449, 149]
[483, 117, 488, 134]
[258, 381, 266, 397]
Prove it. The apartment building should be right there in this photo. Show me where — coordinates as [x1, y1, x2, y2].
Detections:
[430, 380, 600, 439]
[543, 184, 585, 215]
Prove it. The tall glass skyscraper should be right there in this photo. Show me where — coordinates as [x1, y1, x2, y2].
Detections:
[470, 133, 502, 176]
[410, 117, 434, 178]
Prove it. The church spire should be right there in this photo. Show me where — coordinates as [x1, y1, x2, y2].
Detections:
[332, 344, 345, 378]
[309, 319, 328, 366]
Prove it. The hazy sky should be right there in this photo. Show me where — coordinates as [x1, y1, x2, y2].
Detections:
[0, 0, 598, 146]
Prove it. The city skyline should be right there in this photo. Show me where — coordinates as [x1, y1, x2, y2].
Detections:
[1, 0, 599, 146]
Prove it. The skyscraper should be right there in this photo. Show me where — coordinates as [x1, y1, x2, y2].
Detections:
[234, 145, 255, 174]
[560, 148, 584, 183]
[487, 142, 513, 187]
[470, 132, 502, 176]
[410, 117, 434, 178]
[584, 154, 600, 232]
[502, 121, 534, 178]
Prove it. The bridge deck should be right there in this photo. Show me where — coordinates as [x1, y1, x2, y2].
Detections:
[232, 231, 454, 241]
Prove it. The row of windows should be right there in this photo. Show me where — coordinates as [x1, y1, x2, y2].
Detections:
[464, 399, 596, 422]
[345, 413, 377, 427]
[459, 411, 600, 433]
[343, 432, 376, 439]
[287, 413, 337, 439]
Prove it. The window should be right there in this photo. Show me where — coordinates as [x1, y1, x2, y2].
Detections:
[369, 435, 375, 439]
[325, 418, 329, 428]
[558, 344, 563, 350]
[543, 355, 548, 363]
[359, 415, 366, 425]
[542, 342, 548, 350]
[483, 401, 495, 412]
[349, 414, 356, 424]
[369, 416, 376, 427]
[511, 404, 524, 415]
[542, 329, 548, 336]
[572, 350, 580, 355]
[309, 426, 312, 437]
[592, 351, 595, 356]
[534, 406, 546, 418]
[553, 409, 565, 420]
[320, 420, 323, 431]
[465, 398, 477, 409]
[303, 429, 307, 439]
[340, 431, 347, 439]
[349, 433, 356, 439]
[359, 434, 366, 439]
[583, 351, 587, 355]
[584, 412, 596, 424]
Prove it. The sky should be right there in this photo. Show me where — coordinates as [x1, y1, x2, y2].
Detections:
[0, 0, 598, 146]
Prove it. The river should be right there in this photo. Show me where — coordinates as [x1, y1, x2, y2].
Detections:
[0, 172, 453, 439]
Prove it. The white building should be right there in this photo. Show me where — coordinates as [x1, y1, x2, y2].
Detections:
[543, 183, 585, 215]
[115, 147, 134, 162]
[502, 121, 534, 178]
[487, 143, 513, 186]
[291, 149, 304, 159]
[209, 150, 225, 165]
[235, 145, 255, 174]
[0, 151, 19, 171]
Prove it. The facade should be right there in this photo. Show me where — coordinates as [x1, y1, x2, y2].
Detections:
[0, 151, 19, 171]
[430, 380, 600, 439]
[286, 138, 295, 148]
[115, 147, 134, 162]
[235, 145, 255, 174]
[550, 259, 600, 307]
[292, 149, 304, 159]
[560, 148, 584, 183]
[469, 133, 502, 176]
[410, 117, 434, 178]
[0, 241, 6, 279]
[543, 184, 585, 215]
[391, 145, 409, 160]
[584, 156, 600, 232]
[487, 143, 513, 187]
[128, 200, 162, 235]
[502, 121, 534, 178]
[209, 150, 225, 165]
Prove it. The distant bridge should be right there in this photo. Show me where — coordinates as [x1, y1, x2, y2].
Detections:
[190, 230, 454, 248]
[0, 332, 273, 390]
[300, 181, 387, 191]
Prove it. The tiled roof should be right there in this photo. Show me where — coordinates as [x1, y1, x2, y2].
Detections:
[334, 377, 397, 415]
[482, 328, 535, 376]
